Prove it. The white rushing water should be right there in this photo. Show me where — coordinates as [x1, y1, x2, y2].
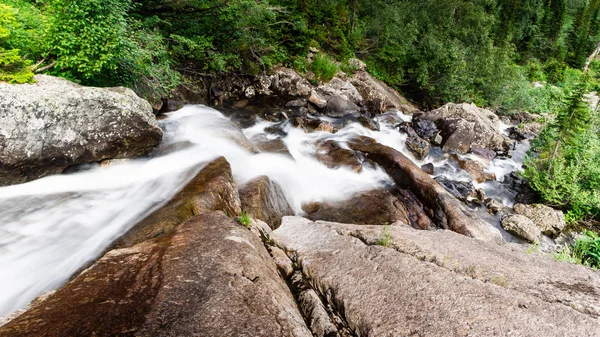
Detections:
[0, 105, 528, 316]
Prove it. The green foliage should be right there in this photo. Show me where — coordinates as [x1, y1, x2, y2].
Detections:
[555, 231, 600, 269]
[376, 225, 392, 247]
[117, 20, 180, 101]
[573, 230, 600, 268]
[524, 75, 600, 222]
[45, 0, 133, 80]
[0, 3, 33, 83]
[236, 211, 251, 228]
[310, 54, 338, 82]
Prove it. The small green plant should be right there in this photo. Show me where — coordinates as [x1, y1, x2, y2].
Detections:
[553, 245, 580, 264]
[340, 61, 359, 74]
[526, 241, 539, 254]
[573, 231, 600, 269]
[310, 54, 338, 82]
[376, 225, 392, 248]
[236, 211, 251, 228]
[553, 231, 600, 268]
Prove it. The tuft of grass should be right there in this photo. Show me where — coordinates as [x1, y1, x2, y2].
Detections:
[526, 241, 539, 254]
[310, 54, 339, 82]
[236, 211, 251, 228]
[376, 225, 392, 248]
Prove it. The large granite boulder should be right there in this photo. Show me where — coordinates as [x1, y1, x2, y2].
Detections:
[414, 103, 512, 154]
[514, 203, 566, 237]
[0, 75, 163, 186]
[239, 176, 295, 229]
[348, 136, 501, 242]
[271, 217, 600, 336]
[501, 214, 541, 243]
[350, 70, 416, 114]
[303, 188, 410, 226]
[0, 212, 311, 337]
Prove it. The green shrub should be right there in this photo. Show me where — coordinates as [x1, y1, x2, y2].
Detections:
[0, 3, 33, 83]
[310, 54, 338, 82]
[45, 0, 132, 80]
[573, 231, 600, 269]
[118, 20, 180, 101]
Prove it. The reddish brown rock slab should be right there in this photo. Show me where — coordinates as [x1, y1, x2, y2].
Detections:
[0, 212, 311, 337]
[272, 217, 600, 337]
[303, 188, 410, 226]
[348, 136, 501, 242]
[114, 156, 242, 248]
[239, 176, 294, 229]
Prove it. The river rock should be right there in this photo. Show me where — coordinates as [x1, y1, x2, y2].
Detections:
[0, 212, 311, 337]
[303, 188, 410, 226]
[114, 156, 242, 248]
[0, 75, 163, 186]
[421, 163, 434, 175]
[348, 136, 501, 242]
[451, 155, 486, 183]
[317, 77, 363, 105]
[324, 96, 361, 118]
[514, 203, 566, 237]
[501, 214, 541, 243]
[434, 177, 476, 202]
[349, 70, 416, 114]
[413, 118, 439, 140]
[271, 217, 600, 336]
[314, 139, 364, 171]
[414, 103, 512, 154]
[400, 124, 430, 160]
[308, 90, 328, 109]
[239, 176, 294, 229]
[251, 134, 292, 157]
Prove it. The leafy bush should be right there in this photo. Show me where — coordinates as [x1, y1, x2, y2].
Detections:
[0, 3, 33, 83]
[573, 231, 600, 269]
[118, 20, 180, 102]
[45, 0, 132, 80]
[310, 54, 338, 82]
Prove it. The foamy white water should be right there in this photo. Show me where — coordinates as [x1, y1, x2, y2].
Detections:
[0, 105, 528, 316]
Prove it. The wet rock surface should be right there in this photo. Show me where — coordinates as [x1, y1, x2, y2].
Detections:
[272, 217, 600, 337]
[399, 124, 430, 160]
[303, 188, 410, 226]
[239, 176, 294, 229]
[0, 212, 311, 337]
[0, 75, 163, 186]
[114, 156, 242, 248]
[348, 136, 501, 241]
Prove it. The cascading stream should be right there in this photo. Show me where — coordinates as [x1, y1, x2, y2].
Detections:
[0, 105, 528, 317]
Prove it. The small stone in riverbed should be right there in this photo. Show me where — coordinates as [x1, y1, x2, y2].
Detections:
[421, 163, 434, 175]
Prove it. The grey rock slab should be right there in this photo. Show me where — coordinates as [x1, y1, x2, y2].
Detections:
[272, 217, 600, 337]
[0, 75, 162, 185]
